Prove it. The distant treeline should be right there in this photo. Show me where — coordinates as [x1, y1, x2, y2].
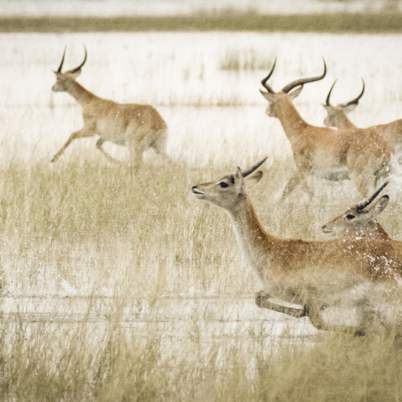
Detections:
[1, 12, 402, 32]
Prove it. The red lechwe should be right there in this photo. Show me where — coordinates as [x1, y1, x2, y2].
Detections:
[192, 158, 402, 335]
[321, 182, 390, 241]
[323, 79, 402, 159]
[51, 47, 168, 168]
[259, 61, 393, 199]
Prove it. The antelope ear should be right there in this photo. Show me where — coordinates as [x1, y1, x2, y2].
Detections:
[289, 85, 304, 99]
[342, 103, 358, 113]
[67, 70, 82, 79]
[370, 195, 390, 216]
[259, 89, 275, 101]
[245, 170, 263, 188]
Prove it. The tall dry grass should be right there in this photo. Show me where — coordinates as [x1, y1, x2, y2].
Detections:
[1, 318, 402, 401]
[220, 48, 275, 71]
[0, 152, 401, 401]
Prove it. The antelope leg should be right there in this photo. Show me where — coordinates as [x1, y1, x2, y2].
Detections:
[96, 138, 124, 164]
[255, 291, 307, 318]
[51, 128, 95, 163]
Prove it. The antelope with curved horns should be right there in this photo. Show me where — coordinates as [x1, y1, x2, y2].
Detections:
[51, 47, 168, 168]
[322, 79, 365, 130]
[260, 60, 392, 199]
[323, 79, 402, 159]
[321, 182, 390, 240]
[192, 158, 402, 335]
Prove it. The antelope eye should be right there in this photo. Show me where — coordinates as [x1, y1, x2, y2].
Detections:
[219, 181, 229, 188]
[346, 214, 355, 220]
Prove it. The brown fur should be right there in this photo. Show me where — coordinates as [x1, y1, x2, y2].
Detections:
[262, 92, 392, 198]
[51, 66, 168, 167]
[192, 164, 402, 334]
[322, 191, 390, 241]
[324, 103, 402, 152]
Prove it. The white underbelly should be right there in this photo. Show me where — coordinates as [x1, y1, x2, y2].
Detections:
[394, 145, 402, 164]
[97, 121, 127, 145]
[315, 168, 350, 181]
[295, 153, 349, 181]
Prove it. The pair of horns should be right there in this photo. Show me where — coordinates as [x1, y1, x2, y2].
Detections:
[356, 182, 389, 212]
[261, 58, 327, 94]
[326, 78, 365, 107]
[55, 46, 88, 74]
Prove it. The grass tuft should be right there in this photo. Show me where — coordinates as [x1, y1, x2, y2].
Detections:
[220, 48, 275, 71]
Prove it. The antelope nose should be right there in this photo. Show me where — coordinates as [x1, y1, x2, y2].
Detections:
[192, 186, 204, 195]
[321, 225, 332, 234]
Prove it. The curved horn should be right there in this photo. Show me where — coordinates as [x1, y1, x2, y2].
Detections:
[242, 157, 268, 177]
[54, 47, 66, 73]
[325, 80, 337, 106]
[356, 181, 389, 211]
[343, 78, 365, 107]
[282, 58, 327, 93]
[260, 59, 277, 94]
[67, 46, 87, 74]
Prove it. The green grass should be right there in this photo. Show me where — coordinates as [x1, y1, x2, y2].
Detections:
[2, 12, 402, 33]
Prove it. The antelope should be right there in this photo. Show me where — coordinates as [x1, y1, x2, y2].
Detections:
[322, 79, 365, 131]
[259, 61, 393, 199]
[51, 47, 168, 168]
[321, 182, 390, 240]
[323, 79, 402, 158]
[192, 158, 402, 335]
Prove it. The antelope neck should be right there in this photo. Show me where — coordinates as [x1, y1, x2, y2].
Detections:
[276, 100, 309, 142]
[334, 112, 356, 130]
[64, 80, 98, 107]
[227, 197, 275, 280]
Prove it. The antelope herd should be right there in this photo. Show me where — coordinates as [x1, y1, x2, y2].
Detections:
[51, 48, 402, 337]
[192, 60, 402, 337]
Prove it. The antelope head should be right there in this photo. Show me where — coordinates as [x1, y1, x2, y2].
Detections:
[322, 79, 365, 127]
[52, 46, 88, 92]
[321, 182, 389, 238]
[259, 59, 327, 118]
[191, 157, 267, 210]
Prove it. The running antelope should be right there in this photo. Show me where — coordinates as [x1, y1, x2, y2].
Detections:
[323, 79, 402, 157]
[192, 158, 402, 335]
[321, 182, 390, 240]
[259, 61, 392, 199]
[322, 79, 365, 130]
[51, 47, 168, 168]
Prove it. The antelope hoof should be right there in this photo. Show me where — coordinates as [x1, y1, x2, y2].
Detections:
[255, 290, 270, 308]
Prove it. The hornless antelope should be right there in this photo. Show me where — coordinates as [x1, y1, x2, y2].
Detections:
[323, 80, 402, 157]
[321, 182, 390, 240]
[192, 158, 402, 335]
[51, 47, 168, 168]
[259, 61, 392, 199]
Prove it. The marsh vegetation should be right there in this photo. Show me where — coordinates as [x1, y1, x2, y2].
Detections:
[1, 31, 402, 400]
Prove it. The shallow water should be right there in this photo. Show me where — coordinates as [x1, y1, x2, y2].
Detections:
[1, 31, 402, 362]
[1, 32, 402, 167]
